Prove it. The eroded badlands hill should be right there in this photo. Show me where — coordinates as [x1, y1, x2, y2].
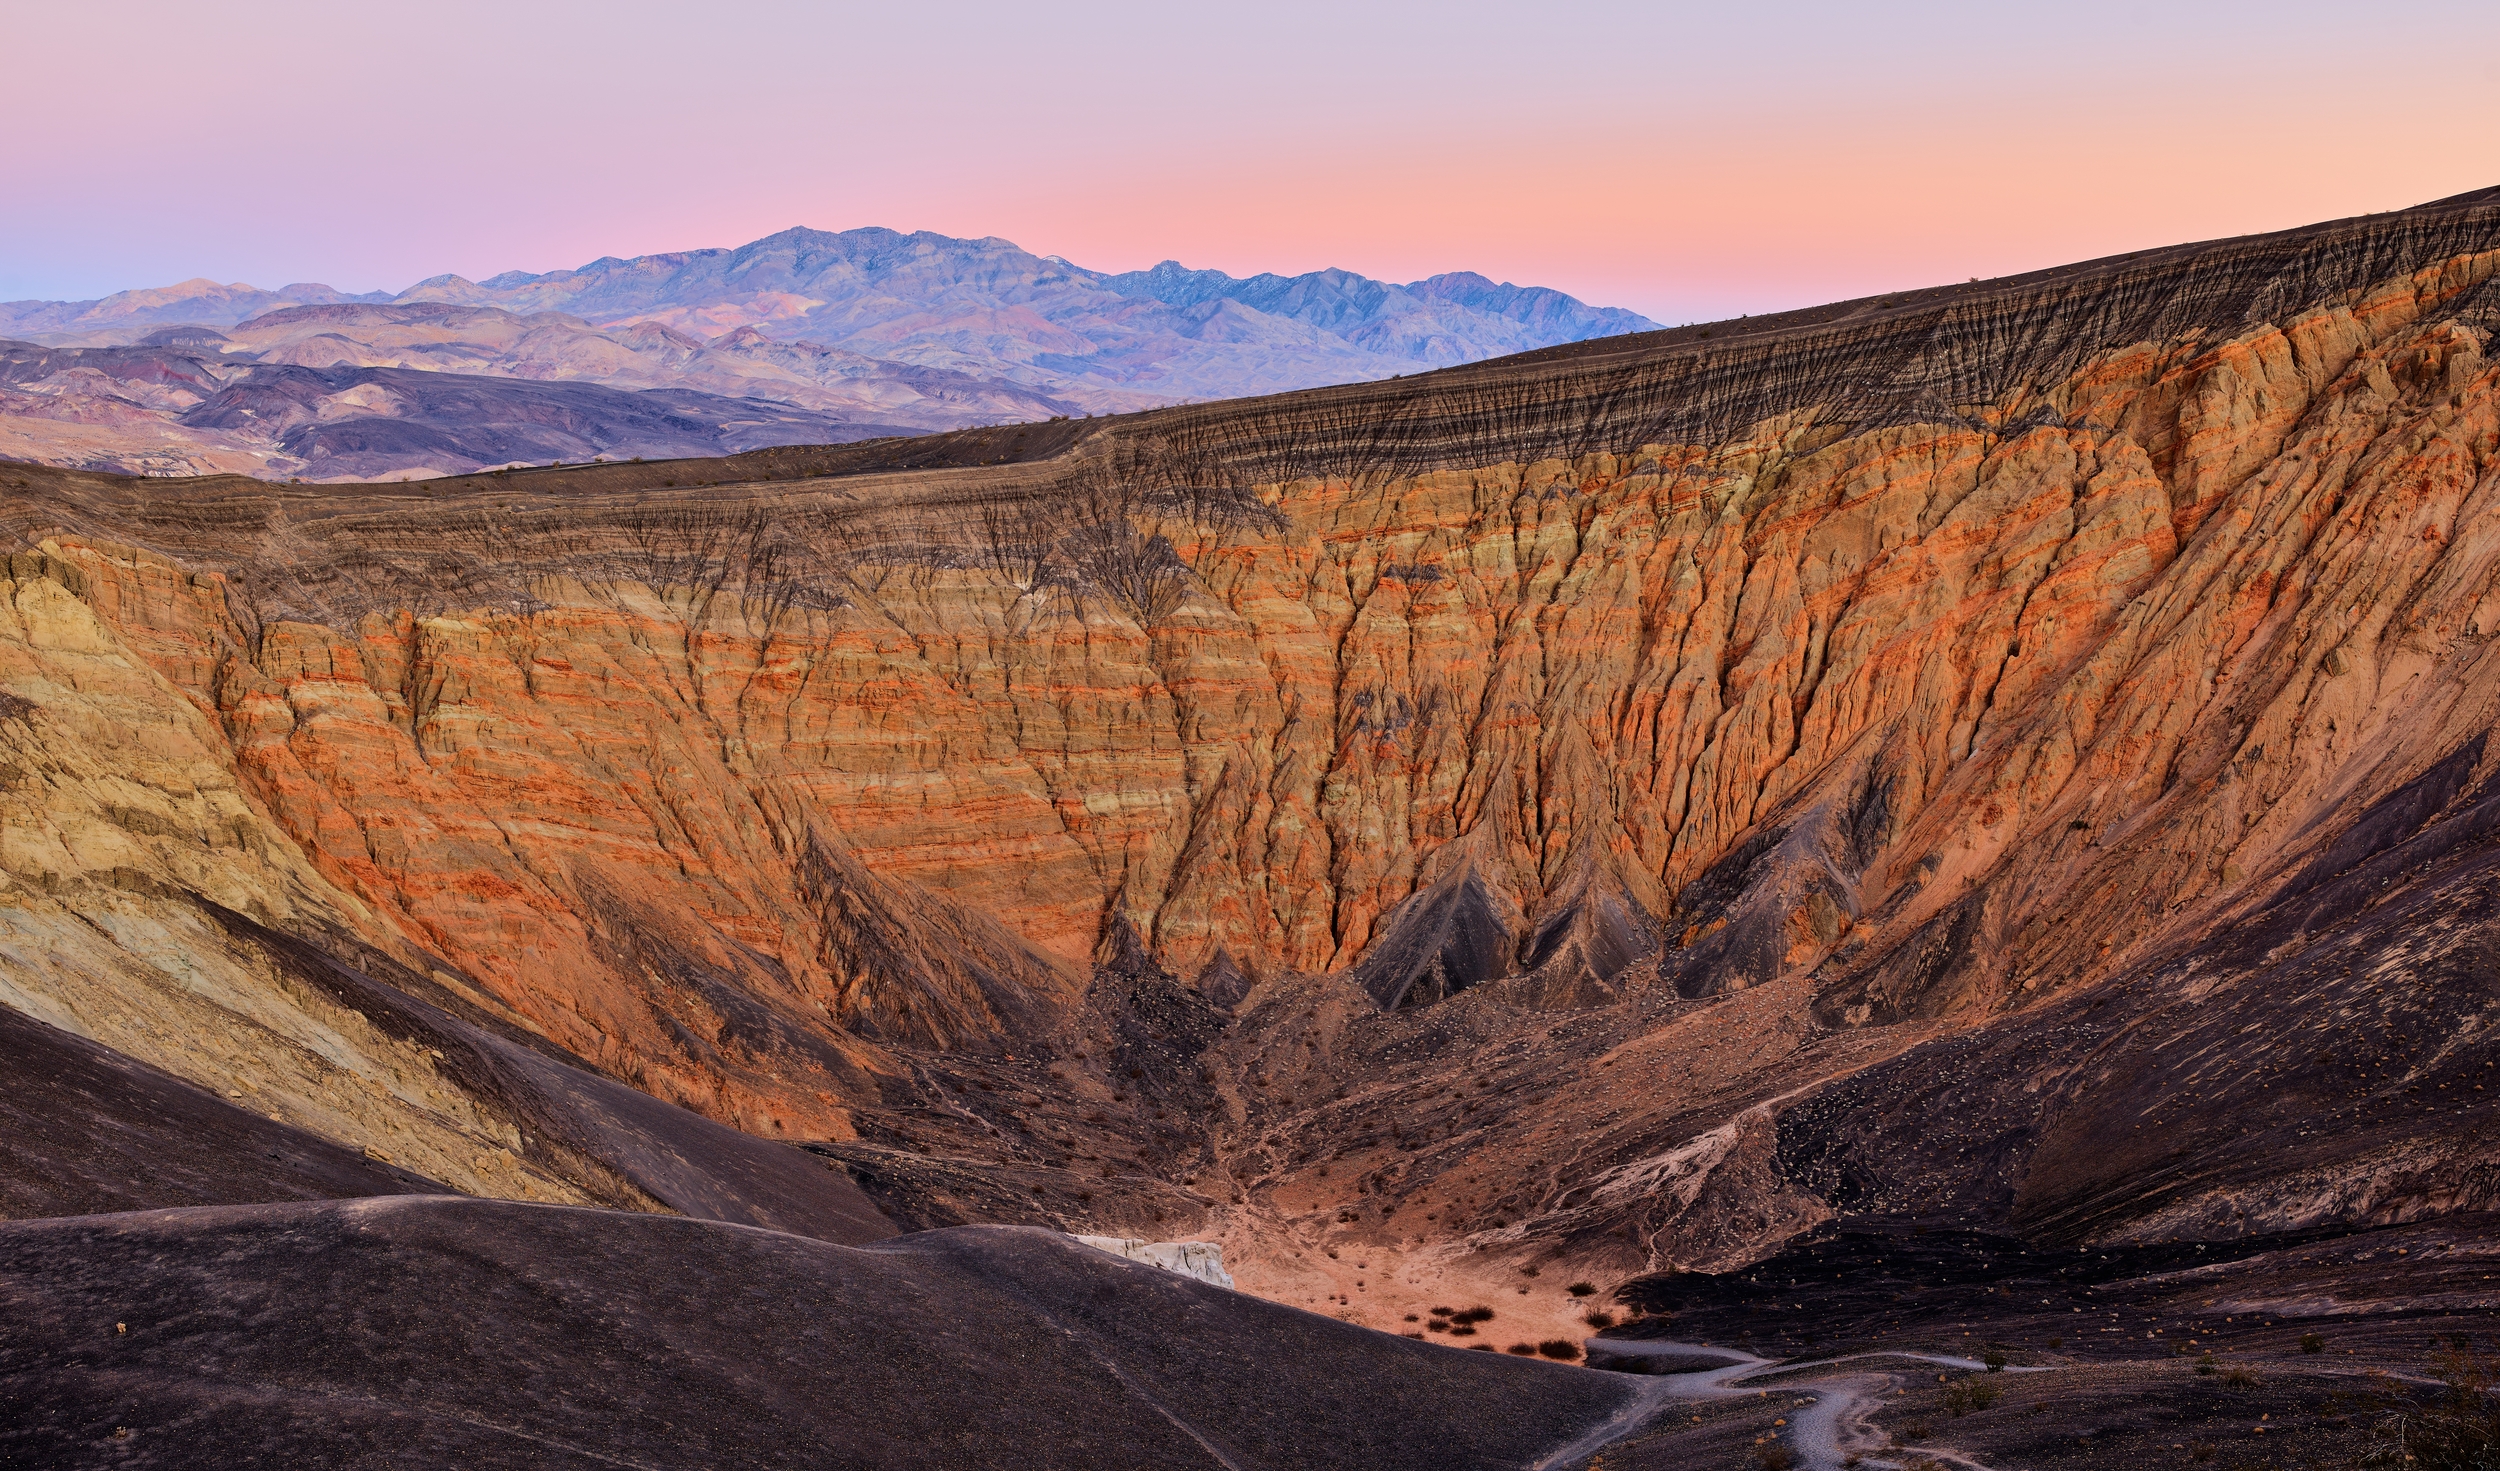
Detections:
[2, 189, 2498, 1348]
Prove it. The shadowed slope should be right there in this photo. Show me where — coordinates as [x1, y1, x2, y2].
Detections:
[0, 1003, 438, 1220]
[0, 1198, 1632, 1470]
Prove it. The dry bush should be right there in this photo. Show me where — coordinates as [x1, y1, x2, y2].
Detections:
[1536, 1340, 1582, 1361]
[1942, 1377, 2001, 1416]
[2361, 1343, 2500, 1469]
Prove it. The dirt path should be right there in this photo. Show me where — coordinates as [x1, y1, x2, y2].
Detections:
[1551, 1338, 2048, 1471]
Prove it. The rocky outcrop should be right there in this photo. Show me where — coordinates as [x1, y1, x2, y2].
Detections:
[1072, 1233, 1236, 1288]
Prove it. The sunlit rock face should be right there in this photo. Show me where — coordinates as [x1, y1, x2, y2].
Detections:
[2, 189, 2497, 1321]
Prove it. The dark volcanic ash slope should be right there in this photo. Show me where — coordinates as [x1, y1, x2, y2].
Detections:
[0, 1197, 1632, 1471]
[0, 910, 898, 1246]
[0, 1001, 439, 1220]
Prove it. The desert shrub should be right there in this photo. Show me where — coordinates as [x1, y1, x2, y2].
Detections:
[1452, 1306, 1496, 1324]
[1566, 1281, 1598, 1296]
[1506, 1343, 1536, 1355]
[2188, 1444, 2216, 1463]
[2361, 1344, 2500, 1469]
[1537, 1340, 1583, 1361]
[1402, 1314, 1419, 1323]
[1585, 1310, 1616, 1329]
[2221, 1366, 2262, 1388]
[1428, 1306, 1453, 1318]
[1982, 1347, 2007, 1372]
[1447, 1326, 1475, 1337]
[2194, 1352, 2219, 1375]
[1752, 1443, 1796, 1471]
[1943, 1378, 1999, 1415]
[2301, 1332, 2326, 1354]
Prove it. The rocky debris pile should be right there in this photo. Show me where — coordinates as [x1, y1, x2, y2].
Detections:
[1072, 1233, 1237, 1289]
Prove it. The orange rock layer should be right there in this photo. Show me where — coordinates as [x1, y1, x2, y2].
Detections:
[1, 217, 2496, 1296]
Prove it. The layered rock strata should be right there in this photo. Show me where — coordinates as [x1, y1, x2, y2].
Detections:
[1, 189, 2497, 1321]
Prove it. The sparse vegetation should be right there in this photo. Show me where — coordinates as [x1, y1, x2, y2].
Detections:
[1981, 1347, 2007, 1372]
[2361, 1343, 2500, 1469]
[1505, 1342, 1536, 1355]
[1942, 1377, 2001, 1416]
[1536, 1340, 1582, 1361]
[1751, 1442, 1795, 1471]
[1584, 1310, 1615, 1329]
[1566, 1281, 1598, 1296]
[2302, 1332, 2326, 1354]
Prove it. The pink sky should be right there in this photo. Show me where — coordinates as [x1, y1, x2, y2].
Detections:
[6, 0, 2496, 324]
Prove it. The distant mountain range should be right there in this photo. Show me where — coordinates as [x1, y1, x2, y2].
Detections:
[0, 230, 1655, 478]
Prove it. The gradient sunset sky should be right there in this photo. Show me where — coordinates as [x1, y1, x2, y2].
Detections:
[7, 0, 2496, 324]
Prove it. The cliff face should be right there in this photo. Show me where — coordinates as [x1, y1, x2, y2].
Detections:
[3, 190, 2497, 1323]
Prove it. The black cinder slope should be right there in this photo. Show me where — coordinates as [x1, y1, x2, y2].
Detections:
[0, 1003, 439, 1220]
[0, 1199, 1633, 1470]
